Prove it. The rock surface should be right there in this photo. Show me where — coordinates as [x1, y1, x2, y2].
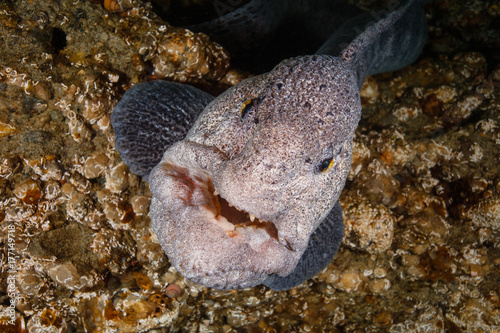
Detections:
[0, 0, 499, 331]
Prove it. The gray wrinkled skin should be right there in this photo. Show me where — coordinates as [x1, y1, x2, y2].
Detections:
[149, 57, 360, 289]
[112, 0, 428, 290]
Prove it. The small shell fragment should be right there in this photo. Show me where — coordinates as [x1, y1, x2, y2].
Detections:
[165, 284, 181, 298]
[104, 0, 121, 11]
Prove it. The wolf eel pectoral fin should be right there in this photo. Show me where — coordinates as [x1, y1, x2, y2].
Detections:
[111, 80, 214, 178]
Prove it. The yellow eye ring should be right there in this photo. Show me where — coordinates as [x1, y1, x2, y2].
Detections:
[240, 99, 254, 118]
[318, 157, 334, 173]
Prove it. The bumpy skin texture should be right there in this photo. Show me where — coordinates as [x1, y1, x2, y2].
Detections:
[112, 0, 428, 290]
[149, 56, 360, 289]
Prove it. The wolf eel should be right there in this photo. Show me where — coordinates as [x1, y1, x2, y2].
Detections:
[111, 0, 428, 290]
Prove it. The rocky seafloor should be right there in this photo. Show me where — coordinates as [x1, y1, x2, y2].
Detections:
[0, 0, 499, 332]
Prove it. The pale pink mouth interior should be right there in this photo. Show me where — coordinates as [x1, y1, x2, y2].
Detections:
[162, 161, 293, 251]
[205, 189, 298, 252]
[216, 194, 279, 240]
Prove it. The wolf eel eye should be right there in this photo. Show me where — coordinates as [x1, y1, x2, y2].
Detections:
[318, 145, 344, 173]
[240, 99, 254, 118]
[318, 157, 334, 173]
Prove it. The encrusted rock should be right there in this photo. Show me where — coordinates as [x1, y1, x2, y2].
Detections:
[342, 199, 395, 253]
[91, 228, 136, 273]
[47, 261, 99, 290]
[0, 155, 21, 178]
[335, 270, 368, 293]
[459, 194, 500, 231]
[83, 152, 109, 179]
[131, 195, 150, 215]
[152, 29, 230, 82]
[13, 179, 42, 204]
[105, 162, 130, 193]
[136, 236, 168, 271]
[66, 191, 93, 222]
[26, 308, 67, 333]
[360, 76, 379, 104]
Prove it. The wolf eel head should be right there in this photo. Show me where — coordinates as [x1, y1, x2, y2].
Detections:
[149, 55, 361, 289]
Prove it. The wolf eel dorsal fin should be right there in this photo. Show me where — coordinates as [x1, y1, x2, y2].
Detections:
[317, 0, 428, 88]
[111, 81, 214, 179]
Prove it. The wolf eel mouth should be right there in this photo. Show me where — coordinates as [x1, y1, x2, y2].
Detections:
[149, 151, 300, 289]
[164, 161, 287, 249]
[215, 194, 280, 242]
